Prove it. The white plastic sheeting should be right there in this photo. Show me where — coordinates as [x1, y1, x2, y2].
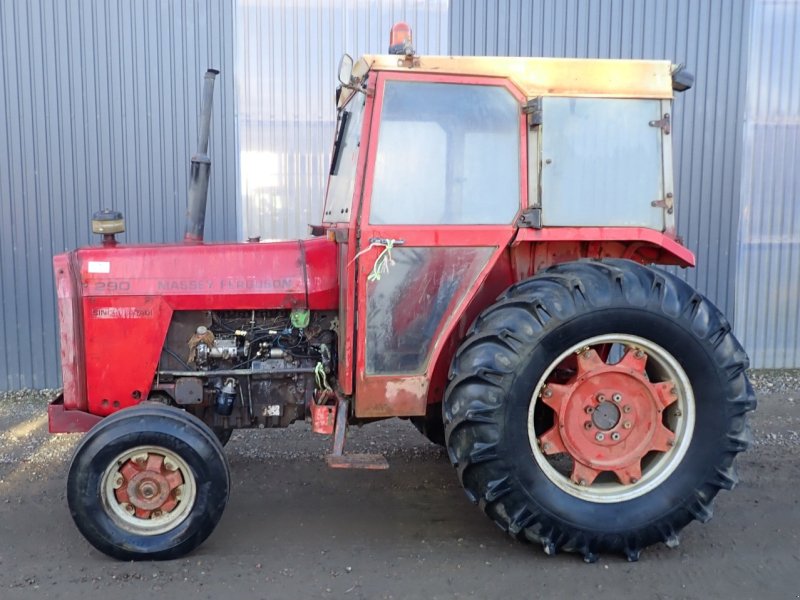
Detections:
[736, 0, 800, 367]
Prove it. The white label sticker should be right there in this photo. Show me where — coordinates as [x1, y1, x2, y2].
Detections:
[87, 261, 110, 274]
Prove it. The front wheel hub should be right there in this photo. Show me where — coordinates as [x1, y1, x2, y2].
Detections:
[102, 446, 197, 535]
[530, 334, 695, 502]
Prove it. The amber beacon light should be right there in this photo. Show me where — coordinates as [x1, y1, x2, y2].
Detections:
[388, 22, 413, 55]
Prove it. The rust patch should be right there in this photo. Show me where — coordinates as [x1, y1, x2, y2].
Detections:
[355, 376, 428, 418]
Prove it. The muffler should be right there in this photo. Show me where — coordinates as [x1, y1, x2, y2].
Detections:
[184, 68, 220, 243]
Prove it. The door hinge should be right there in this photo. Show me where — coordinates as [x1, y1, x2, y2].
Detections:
[517, 207, 542, 229]
[649, 113, 671, 135]
[651, 193, 674, 214]
[522, 97, 542, 128]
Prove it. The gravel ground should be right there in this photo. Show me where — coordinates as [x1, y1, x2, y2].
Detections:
[0, 370, 798, 599]
[747, 369, 800, 395]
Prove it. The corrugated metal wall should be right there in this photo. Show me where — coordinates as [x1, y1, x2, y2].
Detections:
[1, 0, 796, 389]
[450, 0, 750, 321]
[0, 0, 238, 389]
[736, 0, 800, 367]
[237, 0, 449, 240]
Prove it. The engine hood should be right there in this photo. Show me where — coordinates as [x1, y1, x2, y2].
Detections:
[61, 237, 339, 310]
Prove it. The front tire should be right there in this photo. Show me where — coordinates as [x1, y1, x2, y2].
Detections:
[67, 404, 230, 560]
[212, 426, 234, 446]
[444, 259, 756, 561]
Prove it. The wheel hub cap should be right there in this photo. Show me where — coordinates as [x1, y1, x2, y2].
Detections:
[591, 401, 620, 430]
[538, 347, 679, 486]
[113, 452, 184, 519]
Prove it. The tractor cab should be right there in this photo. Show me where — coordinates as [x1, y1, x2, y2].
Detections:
[321, 25, 694, 420]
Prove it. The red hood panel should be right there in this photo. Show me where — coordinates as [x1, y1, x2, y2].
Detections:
[70, 237, 339, 310]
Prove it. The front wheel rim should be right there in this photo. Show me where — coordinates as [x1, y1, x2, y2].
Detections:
[527, 334, 695, 503]
[101, 445, 197, 535]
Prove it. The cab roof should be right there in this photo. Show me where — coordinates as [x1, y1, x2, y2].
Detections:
[361, 54, 676, 100]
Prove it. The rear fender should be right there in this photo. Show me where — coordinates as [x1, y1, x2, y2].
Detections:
[423, 251, 515, 409]
[423, 228, 694, 408]
[511, 227, 695, 277]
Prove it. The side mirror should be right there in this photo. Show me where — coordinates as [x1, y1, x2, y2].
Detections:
[352, 58, 369, 81]
[338, 54, 354, 86]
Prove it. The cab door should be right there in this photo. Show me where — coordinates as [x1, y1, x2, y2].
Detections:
[353, 72, 527, 418]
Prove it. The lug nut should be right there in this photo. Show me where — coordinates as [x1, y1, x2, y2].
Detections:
[585, 406, 595, 414]
[623, 421, 632, 429]
[174, 487, 183, 500]
[542, 442, 552, 451]
[595, 432, 605, 442]
[152, 509, 163, 518]
[113, 474, 124, 489]
[635, 350, 644, 359]
[578, 479, 587, 486]
[123, 503, 135, 515]
[596, 393, 606, 402]
[542, 387, 553, 398]
[163, 459, 178, 471]
[631, 478, 639, 484]
[612, 393, 622, 403]
[584, 421, 593, 429]
[611, 432, 621, 441]
[623, 405, 632, 413]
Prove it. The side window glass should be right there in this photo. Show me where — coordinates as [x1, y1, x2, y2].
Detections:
[370, 82, 520, 225]
[324, 95, 366, 222]
[539, 97, 665, 229]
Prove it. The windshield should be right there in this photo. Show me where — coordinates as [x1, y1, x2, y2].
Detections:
[323, 94, 366, 222]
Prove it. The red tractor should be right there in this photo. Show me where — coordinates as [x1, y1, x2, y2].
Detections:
[51, 25, 755, 562]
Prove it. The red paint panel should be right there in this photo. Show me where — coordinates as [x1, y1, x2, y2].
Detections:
[82, 295, 173, 415]
[514, 227, 696, 267]
[336, 234, 357, 395]
[356, 375, 429, 418]
[75, 237, 338, 309]
[48, 394, 102, 433]
[53, 254, 86, 411]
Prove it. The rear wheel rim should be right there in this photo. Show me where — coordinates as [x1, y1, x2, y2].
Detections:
[101, 445, 197, 535]
[527, 334, 695, 503]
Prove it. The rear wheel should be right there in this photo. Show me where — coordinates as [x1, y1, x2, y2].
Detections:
[67, 404, 230, 560]
[444, 259, 755, 561]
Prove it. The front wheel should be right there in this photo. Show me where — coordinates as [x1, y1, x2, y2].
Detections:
[444, 259, 756, 561]
[67, 404, 230, 560]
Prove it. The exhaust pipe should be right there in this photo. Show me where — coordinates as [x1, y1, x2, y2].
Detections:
[184, 68, 220, 243]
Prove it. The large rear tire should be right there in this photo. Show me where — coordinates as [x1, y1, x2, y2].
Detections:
[67, 404, 230, 560]
[444, 259, 755, 561]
